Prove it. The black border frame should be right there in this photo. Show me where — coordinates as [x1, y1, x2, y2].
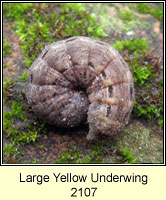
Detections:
[1, 0, 165, 166]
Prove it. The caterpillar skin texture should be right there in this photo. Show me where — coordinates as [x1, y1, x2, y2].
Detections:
[26, 36, 135, 140]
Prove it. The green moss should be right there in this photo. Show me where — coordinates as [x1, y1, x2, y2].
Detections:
[133, 101, 163, 125]
[56, 130, 161, 164]
[119, 10, 134, 22]
[3, 101, 25, 137]
[56, 147, 81, 163]
[137, 3, 163, 20]
[77, 146, 103, 164]
[117, 122, 163, 163]
[3, 142, 24, 163]
[150, 7, 163, 20]
[3, 112, 13, 133]
[13, 130, 39, 145]
[9, 101, 25, 120]
[32, 159, 37, 164]
[113, 39, 151, 87]
[3, 101, 25, 133]
[3, 103, 45, 163]
[3, 143, 16, 157]
[119, 145, 137, 164]
[39, 144, 45, 148]
[55, 138, 120, 164]
[3, 38, 12, 57]
[132, 63, 154, 86]
[3, 3, 33, 21]
[113, 38, 149, 54]
[20, 71, 28, 81]
[3, 101, 46, 146]
[56, 144, 103, 164]
[4, 3, 107, 67]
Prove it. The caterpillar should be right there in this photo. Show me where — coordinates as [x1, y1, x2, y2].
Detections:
[26, 36, 135, 140]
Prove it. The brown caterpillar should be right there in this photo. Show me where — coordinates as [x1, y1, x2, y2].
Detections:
[26, 36, 135, 140]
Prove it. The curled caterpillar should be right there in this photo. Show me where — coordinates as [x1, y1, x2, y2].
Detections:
[26, 36, 135, 140]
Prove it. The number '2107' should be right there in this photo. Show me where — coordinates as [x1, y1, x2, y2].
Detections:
[71, 187, 97, 197]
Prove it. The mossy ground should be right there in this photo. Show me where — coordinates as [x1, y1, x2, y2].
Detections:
[3, 3, 163, 164]
[116, 121, 163, 163]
